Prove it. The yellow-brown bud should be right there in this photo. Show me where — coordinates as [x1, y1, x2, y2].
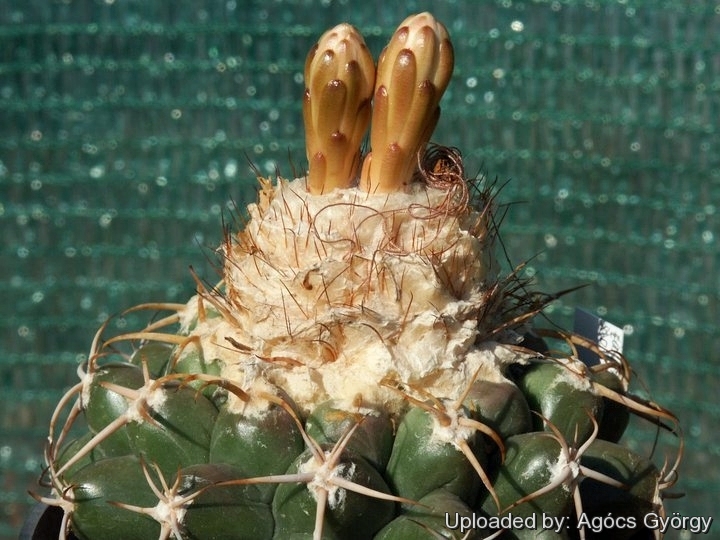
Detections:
[360, 12, 454, 193]
[303, 23, 375, 194]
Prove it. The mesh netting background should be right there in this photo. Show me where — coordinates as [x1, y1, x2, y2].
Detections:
[1, 0, 718, 537]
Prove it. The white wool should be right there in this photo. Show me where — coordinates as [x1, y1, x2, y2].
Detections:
[182, 178, 528, 414]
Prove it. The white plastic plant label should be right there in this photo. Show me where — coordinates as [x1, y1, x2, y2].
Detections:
[573, 308, 625, 366]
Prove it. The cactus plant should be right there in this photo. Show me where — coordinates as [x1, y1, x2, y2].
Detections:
[35, 13, 683, 540]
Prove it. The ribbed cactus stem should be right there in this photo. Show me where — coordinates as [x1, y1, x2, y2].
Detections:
[304, 23, 375, 194]
[360, 12, 454, 193]
[36, 12, 683, 540]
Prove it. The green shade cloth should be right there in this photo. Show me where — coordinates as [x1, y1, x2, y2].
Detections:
[1, 0, 718, 537]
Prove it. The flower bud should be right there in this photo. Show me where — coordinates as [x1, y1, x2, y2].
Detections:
[360, 12, 454, 193]
[303, 23, 375, 194]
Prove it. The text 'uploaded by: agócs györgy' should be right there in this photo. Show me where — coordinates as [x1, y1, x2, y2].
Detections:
[445, 512, 714, 535]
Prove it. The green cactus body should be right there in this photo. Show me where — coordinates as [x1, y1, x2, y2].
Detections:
[37, 11, 682, 540]
[68, 456, 165, 540]
[515, 362, 604, 444]
[128, 341, 174, 377]
[174, 464, 273, 540]
[592, 369, 631, 443]
[574, 439, 661, 539]
[463, 379, 533, 440]
[304, 401, 394, 472]
[481, 433, 573, 520]
[272, 448, 396, 539]
[122, 382, 218, 477]
[385, 406, 483, 504]
[209, 401, 305, 503]
[375, 489, 488, 540]
[82, 363, 145, 456]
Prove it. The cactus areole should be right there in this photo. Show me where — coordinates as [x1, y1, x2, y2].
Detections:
[37, 13, 683, 540]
